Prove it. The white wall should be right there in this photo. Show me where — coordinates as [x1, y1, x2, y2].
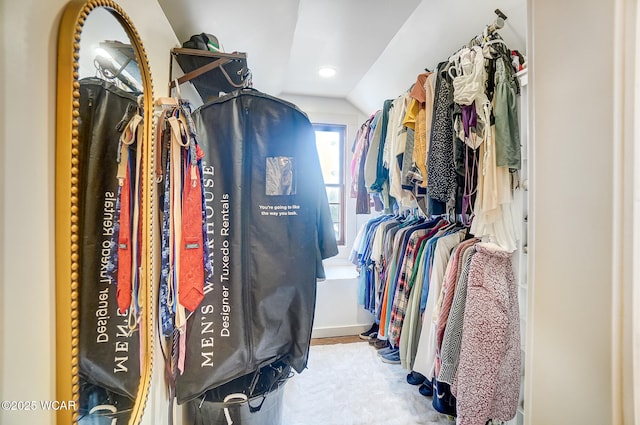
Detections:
[620, 0, 638, 422]
[527, 0, 629, 423]
[2, 0, 638, 424]
[278, 93, 370, 255]
[278, 94, 375, 337]
[2, 1, 64, 423]
[0, 1, 179, 424]
[0, 0, 6, 418]
[634, 0, 640, 413]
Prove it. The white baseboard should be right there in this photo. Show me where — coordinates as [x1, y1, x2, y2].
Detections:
[311, 324, 372, 339]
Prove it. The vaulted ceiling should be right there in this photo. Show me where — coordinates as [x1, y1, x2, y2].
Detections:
[158, 0, 527, 114]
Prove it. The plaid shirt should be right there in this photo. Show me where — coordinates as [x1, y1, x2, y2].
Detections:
[378, 226, 414, 338]
[388, 221, 448, 346]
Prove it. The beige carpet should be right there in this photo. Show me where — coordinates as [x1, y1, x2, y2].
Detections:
[282, 342, 455, 425]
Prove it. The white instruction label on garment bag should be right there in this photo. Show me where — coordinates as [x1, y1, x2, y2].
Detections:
[258, 203, 300, 217]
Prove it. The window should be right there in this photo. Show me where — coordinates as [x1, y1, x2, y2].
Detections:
[314, 124, 345, 245]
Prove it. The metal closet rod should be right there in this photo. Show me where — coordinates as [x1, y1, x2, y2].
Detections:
[488, 8, 508, 34]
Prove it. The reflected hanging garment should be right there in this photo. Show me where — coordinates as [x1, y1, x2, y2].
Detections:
[175, 89, 338, 404]
[77, 77, 141, 399]
[115, 112, 143, 314]
[116, 146, 132, 312]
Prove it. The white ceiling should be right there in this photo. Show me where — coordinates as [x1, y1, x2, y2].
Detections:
[158, 0, 527, 114]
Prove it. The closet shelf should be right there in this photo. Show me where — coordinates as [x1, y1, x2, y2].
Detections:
[516, 68, 528, 86]
[169, 47, 249, 101]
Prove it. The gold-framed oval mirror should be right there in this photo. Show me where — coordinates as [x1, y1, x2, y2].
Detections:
[55, 1, 154, 424]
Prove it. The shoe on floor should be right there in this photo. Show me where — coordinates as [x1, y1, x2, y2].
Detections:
[406, 371, 426, 386]
[371, 338, 388, 350]
[432, 379, 457, 417]
[418, 379, 433, 397]
[380, 350, 401, 364]
[359, 323, 379, 340]
[367, 332, 379, 345]
[377, 346, 398, 357]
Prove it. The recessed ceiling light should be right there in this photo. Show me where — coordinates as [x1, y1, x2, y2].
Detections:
[318, 67, 336, 78]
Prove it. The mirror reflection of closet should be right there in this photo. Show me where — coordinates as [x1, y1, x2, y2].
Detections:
[55, 1, 154, 424]
[78, 8, 143, 92]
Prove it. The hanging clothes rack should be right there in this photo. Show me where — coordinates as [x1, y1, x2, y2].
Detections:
[489, 9, 508, 33]
[465, 9, 508, 48]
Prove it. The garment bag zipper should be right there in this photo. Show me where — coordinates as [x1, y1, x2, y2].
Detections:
[241, 98, 255, 369]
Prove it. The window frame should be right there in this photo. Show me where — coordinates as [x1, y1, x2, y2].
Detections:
[313, 123, 346, 246]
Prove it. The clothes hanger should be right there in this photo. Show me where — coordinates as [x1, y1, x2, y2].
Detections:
[484, 37, 508, 48]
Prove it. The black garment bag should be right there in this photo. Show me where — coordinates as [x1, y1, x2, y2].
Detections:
[77, 78, 141, 400]
[175, 89, 338, 404]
